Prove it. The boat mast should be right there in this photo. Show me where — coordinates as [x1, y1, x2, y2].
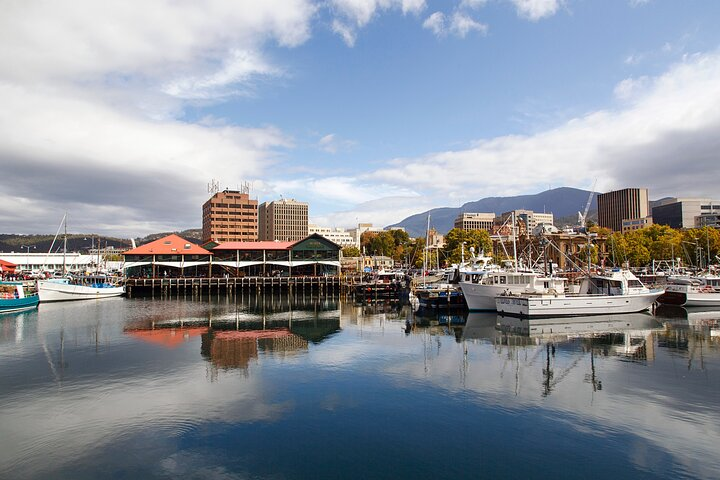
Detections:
[511, 212, 518, 272]
[62, 213, 67, 275]
[423, 214, 430, 287]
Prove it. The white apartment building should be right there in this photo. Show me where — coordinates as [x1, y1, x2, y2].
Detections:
[308, 225, 356, 247]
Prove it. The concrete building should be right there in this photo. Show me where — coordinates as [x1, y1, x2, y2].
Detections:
[597, 188, 649, 232]
[308, 225, 356, 247]
[651, 198, 720, 229]
[454, 213, 495, 232]
[258, 198, 309, 242]
[202, 188, 258, 243]
[622, 216, 653, 233]
[499, 210, 554, 236]
[347, 223, 384, 248]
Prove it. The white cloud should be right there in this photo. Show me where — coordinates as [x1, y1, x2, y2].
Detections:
[461, 0, 488, 9]
[613, 76, 650, 101]
[510, 0, 563, 21]
[317, 133, 356, 154]
[329, 0, 426, 45]
[423, 12, 446, 37]
[450, 11, 488, 37]
[332, 19, 359, 47]
[423, 11, 487, 38]
[0, 0, 316, 236]
[0, 0, 316, 85]
[360, 51, 720, 213]
[629, 0, 651, 6]
[162, 49, 281, 100]
[0, 83, 290, 235]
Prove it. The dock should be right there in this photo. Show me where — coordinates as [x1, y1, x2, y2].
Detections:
[125, 276, 341, 296]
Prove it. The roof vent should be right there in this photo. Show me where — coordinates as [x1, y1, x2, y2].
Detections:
[171, 248, 177, 252]
[184, 244, 191, 249]
[164, 241, 171, 245]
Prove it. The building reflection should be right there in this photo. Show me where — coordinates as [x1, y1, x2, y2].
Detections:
[124, 291, 341, 372]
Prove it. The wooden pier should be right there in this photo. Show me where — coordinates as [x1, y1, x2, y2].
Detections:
[125, 276, 341, 296]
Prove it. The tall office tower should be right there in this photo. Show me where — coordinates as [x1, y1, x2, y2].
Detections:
[258, 198, 309, 241]
[202, 187, 258, 243]
[597, 188, 649, 232]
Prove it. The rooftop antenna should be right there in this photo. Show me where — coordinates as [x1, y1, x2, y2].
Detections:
[207, 178, 220, 195]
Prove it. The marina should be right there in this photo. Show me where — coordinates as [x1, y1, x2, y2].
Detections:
[1, 293, 718, 479]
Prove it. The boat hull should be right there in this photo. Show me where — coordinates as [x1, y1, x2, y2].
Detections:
[657, 287, 720, 308]
[460, 283, 552, 311]
[0, 295, 39, 313]
[38, 280, 125, 302]
[496, 291, 663, 318]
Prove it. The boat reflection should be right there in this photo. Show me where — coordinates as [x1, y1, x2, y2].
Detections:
[495, 312, 664, 361]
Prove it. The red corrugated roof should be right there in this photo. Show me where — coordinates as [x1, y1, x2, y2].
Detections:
[213, 241, 296, 251]
[123, 234, 212, 255]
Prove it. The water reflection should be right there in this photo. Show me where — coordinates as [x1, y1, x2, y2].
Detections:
[1, 295, 719, 479]
[124, 291, 341, 372]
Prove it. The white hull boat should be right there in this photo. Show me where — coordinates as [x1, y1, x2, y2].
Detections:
[657, 275, 720, 307]
[496, 290, 663, 317]
[38, 278, 125, 302]
[496, 269, 663, 318]
[460, 270, 565, 311]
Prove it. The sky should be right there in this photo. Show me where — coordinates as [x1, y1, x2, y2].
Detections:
[2, 0, 720, 237]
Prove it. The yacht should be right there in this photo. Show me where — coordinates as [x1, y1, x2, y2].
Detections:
[460, 269, 566, 311]
[656, 274, 720, 307]
[495, 269, 663, 318]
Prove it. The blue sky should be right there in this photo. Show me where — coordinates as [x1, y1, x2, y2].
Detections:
[2, 0, 720, 237]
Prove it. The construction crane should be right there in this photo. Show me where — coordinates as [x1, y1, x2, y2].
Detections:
[577, 179, 598, 229]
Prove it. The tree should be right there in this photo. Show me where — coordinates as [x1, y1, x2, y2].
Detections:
[442, 229, 492, 265]
[342, 246, 360, 257]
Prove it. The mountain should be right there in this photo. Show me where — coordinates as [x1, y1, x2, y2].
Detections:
[388, 187, 598, 237]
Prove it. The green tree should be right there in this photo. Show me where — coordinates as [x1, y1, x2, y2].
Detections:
[442, 229, 492, 265]
[342, 246, 361, 257]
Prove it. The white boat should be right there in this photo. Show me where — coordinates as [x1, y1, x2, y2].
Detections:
[38, 275, 125, 302]
[495, 269, 663, 318]
[656, 274, 720, 307]
[459, 269, 566, 311]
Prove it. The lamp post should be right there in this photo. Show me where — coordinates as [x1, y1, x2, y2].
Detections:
[20, 245, 36, 273]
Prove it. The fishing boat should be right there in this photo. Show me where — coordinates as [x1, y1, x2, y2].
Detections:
[460, 269, 566, 311]
[37, 274, 125, 302]
[495, 269, 663, 318]
[656, 274, 720, 307]
[0, 281, 39, 313]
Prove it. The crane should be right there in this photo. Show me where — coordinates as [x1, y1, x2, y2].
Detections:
[577, 179, 597, 229]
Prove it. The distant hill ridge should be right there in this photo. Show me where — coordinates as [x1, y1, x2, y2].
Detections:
[388, 187, 599, 237]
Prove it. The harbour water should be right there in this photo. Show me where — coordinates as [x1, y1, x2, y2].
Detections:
[1, 294, 719, 479]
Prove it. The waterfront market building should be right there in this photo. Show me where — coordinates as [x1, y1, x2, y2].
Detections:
[123, 233, 341, 278]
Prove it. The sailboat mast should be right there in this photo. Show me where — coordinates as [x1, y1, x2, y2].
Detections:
[511, 212, 518, 272]
[423, 214, 430, 286]
[62, 213, 67, 275]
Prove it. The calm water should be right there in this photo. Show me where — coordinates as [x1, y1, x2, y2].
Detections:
[1, 293, 719, 480]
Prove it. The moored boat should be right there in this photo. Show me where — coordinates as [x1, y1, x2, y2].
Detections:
[496, 269, 663, 318]
[37, 274, 125, 302]
[459, 269, 566, 311]
[656, 274, 720, 307]
[0, 281, 39, 313]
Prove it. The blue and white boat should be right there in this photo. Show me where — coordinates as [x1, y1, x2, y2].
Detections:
[38, 275, 124, 302]
[0, 281, 39, 313]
